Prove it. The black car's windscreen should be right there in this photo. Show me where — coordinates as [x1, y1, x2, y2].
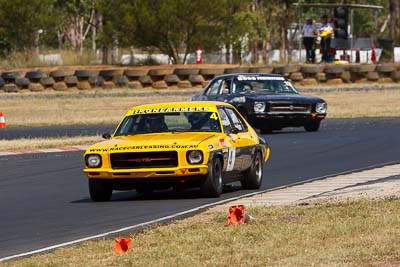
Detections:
[114, 112, 222, 136]
[231, 76, 299, 95]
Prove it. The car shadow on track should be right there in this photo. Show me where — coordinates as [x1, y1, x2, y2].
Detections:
[262, 128, 319, 136]
[71, 184, 242, 203]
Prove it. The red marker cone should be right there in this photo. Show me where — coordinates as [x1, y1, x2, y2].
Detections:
[227, 205, 246, 225]
[0, 112, 6, 128]
[114, 237, 132, 254]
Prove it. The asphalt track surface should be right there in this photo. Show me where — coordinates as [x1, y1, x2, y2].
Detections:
[0, 117, 399, 259]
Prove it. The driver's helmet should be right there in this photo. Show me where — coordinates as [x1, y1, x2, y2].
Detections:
[145, 114, 165, 131]
[188, 113, 206, 130]
[237, 82, 251, 93]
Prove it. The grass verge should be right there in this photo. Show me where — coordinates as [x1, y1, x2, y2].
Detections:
[0, 136, 102, 152]
[1, 88, 399, 127]
[5, 198, 400, 266]
[0, 88, 197, 127]
[0, 87, 399, 152]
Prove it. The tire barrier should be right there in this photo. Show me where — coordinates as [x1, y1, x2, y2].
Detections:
[53, 82, 68, 91]
[28, 83, 45, 92]
[114, 75, 129, 87]
[15, 77, 30, 89]
[225, 67, 250, 74]
[174, 68, 199, 87]
[1, 63, 400, 93]
[249, 66, 274, 73]
[138, 75, 152, 87]
[40, 77, 55, 88]
[65, 76, 78, 87]
[164, 74, 180, 86]
[148, 68, 174, 82]
[4, 83, 19, 92]
[50, 69, 75, 81]
[188, 74, 205, 87]
[1, 71, 21, 92]
[89, 76, 105, 88]
[152, 80, 168, 89]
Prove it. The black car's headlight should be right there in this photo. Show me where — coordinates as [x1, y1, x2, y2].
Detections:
[316, 102, 327, 114]
[85, 154, 102, 168]
[186, 150, 203, 164]
[254, 102, 266, 113]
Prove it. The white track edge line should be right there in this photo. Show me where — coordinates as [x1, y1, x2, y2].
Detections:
[0, 190, 270, 262]
[1, 160, 400, 262]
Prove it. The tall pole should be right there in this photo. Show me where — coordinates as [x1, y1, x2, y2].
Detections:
[350, 9, 353, 63]
[298, 7, 302, 62]
[374, 9, 378, 43]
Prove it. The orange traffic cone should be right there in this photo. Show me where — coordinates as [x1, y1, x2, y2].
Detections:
[114, 237, 132, 254]
[0, 112, 6, 128]
[227, 205, 246, 226]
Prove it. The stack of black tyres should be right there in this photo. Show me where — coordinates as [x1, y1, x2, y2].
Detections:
[149, 68, 173, 89]
[2, 72, 20, 92]
[113, 70, 129, 88]
[123, 69, 148, 89]
[199, 68, 225, 87]
[75, 70, 98, 90]
[50, 69, 75, 90]
[324, 65, 345, 83]
[376, 63, 396, 82]
[26, 71, 46, 91]
[99, 69, 118, 89]
[174, 68, 199, 88]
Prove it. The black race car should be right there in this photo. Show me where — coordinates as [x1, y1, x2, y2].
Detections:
[191, 73, 327, 133]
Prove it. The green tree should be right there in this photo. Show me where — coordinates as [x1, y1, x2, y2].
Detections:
[97, 0, 138, 63]
[131, 0, 225, 64]
[98, 0, 254, 64]
[217, 0, 258, 64]
[0, 0, 55, 54]
[54, 0, 97, 52]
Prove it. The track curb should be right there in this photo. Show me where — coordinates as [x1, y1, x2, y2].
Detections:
[0, 145, 89, 157]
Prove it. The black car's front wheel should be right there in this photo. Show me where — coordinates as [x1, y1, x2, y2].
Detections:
[241, 152, 263, 189]
[304, 121, 321, 132]
[200, 158, 223, 197]
[89, 179, 112, 202]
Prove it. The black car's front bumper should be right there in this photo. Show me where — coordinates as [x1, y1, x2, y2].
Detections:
[246, 112, 326, 129]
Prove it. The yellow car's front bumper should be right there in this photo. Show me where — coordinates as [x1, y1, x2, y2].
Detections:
[84, 165, 209, 179]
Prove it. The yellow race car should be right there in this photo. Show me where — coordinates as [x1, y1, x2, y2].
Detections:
[83, 101, 270, 201]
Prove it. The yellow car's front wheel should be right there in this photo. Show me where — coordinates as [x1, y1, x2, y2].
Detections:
[241, 152, 263, 190]
[89, 179, 112, 202]
[200, 158, 223, 198]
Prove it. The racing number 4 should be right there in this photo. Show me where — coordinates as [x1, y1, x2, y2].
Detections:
[210, 113, 218, 120]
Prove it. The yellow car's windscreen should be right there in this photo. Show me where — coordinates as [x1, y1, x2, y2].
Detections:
[114, 112, 222, 136]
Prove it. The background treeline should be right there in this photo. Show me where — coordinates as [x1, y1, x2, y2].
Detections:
[0, 0, 398, 66]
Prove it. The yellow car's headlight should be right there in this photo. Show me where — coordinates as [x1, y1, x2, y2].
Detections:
[186, 150, 203, 164]
[85, 154, 102, 168]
